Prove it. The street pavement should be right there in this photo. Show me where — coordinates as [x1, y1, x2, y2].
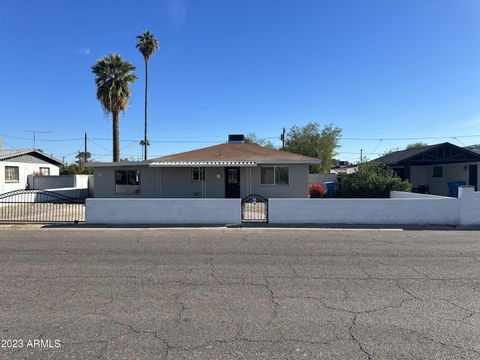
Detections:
[0, 226, 480, 359]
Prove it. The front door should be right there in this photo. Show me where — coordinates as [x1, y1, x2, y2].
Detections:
[225, 167, 240, 198]
[469, 164, 478, 190]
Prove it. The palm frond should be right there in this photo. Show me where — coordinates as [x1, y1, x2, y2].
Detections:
[91, 53, 138, 115]
[135, 30, 160, 62]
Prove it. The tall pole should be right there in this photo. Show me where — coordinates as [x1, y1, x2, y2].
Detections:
[23, 130, 50, 150]
[144, 59, 148, 160]
[281, 127, 286, 149]
[84, 132, 88, 164]
[360, 149, 363, 163]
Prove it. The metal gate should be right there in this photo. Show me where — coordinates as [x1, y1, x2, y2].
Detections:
[241, 194, 268, 223]
[0, 190, 85, 223]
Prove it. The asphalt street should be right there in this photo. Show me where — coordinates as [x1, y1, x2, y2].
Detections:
[0, 226, 480, 359]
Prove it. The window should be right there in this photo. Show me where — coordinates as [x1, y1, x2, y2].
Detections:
[261, 167, 289, 185]
[5, 166, 19, 182]
[192, 167, 206, 181]
[115, 170, 140, 194]
[227, 168, 238, 184]
[432, 166, 443, 178]
[39, 167, 50, 176]
[275, 167, 289, 185]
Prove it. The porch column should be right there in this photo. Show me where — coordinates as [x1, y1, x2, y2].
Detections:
[249, 167, 252, 195]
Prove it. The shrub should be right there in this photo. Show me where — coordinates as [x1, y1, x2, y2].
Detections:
[339, 162, 411, 198]
[309, 182, 327, 198]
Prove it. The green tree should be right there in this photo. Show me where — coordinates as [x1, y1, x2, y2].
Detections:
[60, 163, 93, 175]
[340, 162, 411, 198]
[136, 31, 160, 160]
[406, 142, 428, 149]
[92, 54, 137, 162]
[76, 151, 91, 166]
[60, 151, 93, 175]
[244, 133, 275, 148]
[284, 122, 342, 173]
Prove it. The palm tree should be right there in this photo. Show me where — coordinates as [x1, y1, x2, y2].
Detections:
[92, 54, 137, 162]
[136, 31, 160, 160]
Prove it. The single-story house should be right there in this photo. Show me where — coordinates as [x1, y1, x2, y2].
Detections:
[89, 134, 321, 199]
[373, 142, 480, 196]
[0, 147, 63, 194]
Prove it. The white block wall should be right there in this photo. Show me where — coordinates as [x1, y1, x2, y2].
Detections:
[86, 198, 241, 225]
[269, 186, 480, 226]
[269, 198, 459, 225]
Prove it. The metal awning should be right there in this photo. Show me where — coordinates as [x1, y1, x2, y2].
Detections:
[149, 161, 257, 167]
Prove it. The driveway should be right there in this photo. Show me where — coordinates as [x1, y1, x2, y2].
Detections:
[0, 226, 479, 359]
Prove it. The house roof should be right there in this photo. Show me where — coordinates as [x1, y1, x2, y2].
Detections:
[150, 143, 321, 164]
[373, 142, 480, 166]
[0, 148, 63, 166]
[88, 143, 321, 167]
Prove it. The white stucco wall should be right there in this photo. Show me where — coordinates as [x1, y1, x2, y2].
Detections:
[269, 197, 459, 225]
[390, 191, 451, 199]
[0, 161, 59, 194]
[86, 198, 241, 224]
[269, 187, 480, 226]
[458, 186, 480, 226]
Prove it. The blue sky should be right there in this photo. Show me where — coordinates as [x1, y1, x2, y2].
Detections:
[1, 0, 480, 163]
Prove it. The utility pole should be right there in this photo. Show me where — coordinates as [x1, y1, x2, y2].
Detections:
[360, 149, 363, 163]
[84, 132, 88, 164]
[280, 127, 286, 149]
[23, 130, 50, 149]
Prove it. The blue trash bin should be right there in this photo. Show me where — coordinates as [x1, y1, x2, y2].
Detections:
[448, 181, 466, 198]
[324, 182, 336, 198]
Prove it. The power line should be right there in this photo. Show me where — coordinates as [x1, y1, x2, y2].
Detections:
[368, 139, 383, 155]
[89, 139, 110, 152]
[23, 130, 50, 149]
[452, 137, 467, 146]
[3, 131, 480, 144]
[35, 137, 83, 142]
[342, 134, 480, 141]
[0, 134, 31, 141]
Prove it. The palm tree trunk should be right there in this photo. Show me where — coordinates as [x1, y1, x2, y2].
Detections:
[144, 59, 148, 160]
[112, 111, 120, 162]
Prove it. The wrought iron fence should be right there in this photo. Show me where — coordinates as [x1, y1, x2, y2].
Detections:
[0, 190, 85, 223]
[241, 194, 268, 223]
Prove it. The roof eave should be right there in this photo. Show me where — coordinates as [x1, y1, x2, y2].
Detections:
[87, 161, 151, 168]
[149, 161, 257, 167]
[0, 150, 63, 166]
[257, 160, 322, 165]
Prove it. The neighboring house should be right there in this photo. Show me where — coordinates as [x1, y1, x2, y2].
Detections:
[373, 142, 480, 196]
[331, 162, 358, 176]
[0, 148, 63, 194]
[89, 134, 321, 198]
